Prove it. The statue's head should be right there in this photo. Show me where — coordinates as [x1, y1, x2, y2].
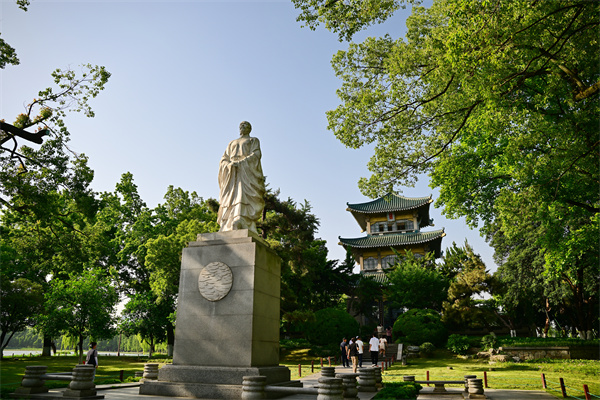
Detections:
[239, 121, 252, 136]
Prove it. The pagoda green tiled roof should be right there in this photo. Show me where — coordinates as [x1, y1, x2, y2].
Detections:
[338, 229, 445, 249]
[347, 193, 432, 214]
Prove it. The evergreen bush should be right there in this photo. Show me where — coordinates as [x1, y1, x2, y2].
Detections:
[392, 309, 447, 347]
[447, 334, 470, 355]
[420, 342, 435, 356]
[304, 308, 359, 346]
[373, 382, 422, 399]
[481, 334, 497, 350]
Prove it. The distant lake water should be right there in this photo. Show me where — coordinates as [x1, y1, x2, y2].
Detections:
[3, 350, 145, 357]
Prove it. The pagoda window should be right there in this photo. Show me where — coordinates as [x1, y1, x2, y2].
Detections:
[371, 223, 384, 234]
[382, 255, 397, 268]
[364, 257, 378, 270]
[397, 220, 414, 231]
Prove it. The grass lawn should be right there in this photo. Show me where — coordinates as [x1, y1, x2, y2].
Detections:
[2, 349, 597, 400]
[382, 350, 599, 399]
[0, 354, 170, 399]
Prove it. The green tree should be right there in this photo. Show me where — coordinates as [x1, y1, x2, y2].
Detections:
[293, 0, 599, 335]
[38, 268, 119, 362]
[440, 242, 495, 331]
[0, 149, 114, 355]
[385, 251, 449, 311]
[392, 308, 447, 346]
[259, 189, 353, 316]
[0, 277, 43, 358]
[119, 291, 173, 358]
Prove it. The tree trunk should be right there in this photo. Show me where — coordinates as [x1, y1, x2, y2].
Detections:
[543, 298, 551, 338]
[166, 323, 174, 357]
[42, 335, 52, 357]
[78, 334, 84, 364]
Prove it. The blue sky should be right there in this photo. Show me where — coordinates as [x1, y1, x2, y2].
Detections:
[1, 0, 497, 272]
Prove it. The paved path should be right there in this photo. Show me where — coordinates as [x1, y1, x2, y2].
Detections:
[37, 366, 557, 400]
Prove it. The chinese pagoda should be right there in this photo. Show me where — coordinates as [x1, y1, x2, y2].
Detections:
[339, 193, 445, 281]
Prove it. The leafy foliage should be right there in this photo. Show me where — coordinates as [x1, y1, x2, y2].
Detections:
[37, 268, 119, 361]
[392, 309, 447, 347]
[293, 0, 600, 335]
[260, 189, 354, 316]
[385, 250, 449, 311]
[441, 242, 496, 330]
[480, 334, 498, 351]
[373, 381, 422, 400]
[0, 277, 43, 357]
[446, 334, 470, 355]
[304, 308, 359, 346]
[419, 342, 435, 356]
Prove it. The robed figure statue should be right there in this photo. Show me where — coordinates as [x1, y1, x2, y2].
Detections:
[217, 121, 266, 234]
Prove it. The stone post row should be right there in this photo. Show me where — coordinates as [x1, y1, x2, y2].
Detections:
[372, 366, 382, 388]
[317, 377, 343, 400]
[468, 378, 484, 395]
[143, 363, 159, 381]
[464, 375, 477, 393]
[63, 365, 97, 398]
[13, 366, 49, 396]
[321, 366, 336, 378]
[241, 376, 267, 400]
[336, 373, 359, 400]
[357, 368, 376, 392]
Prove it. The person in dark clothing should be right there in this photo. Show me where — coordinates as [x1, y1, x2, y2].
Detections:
[339, 338, 349, 367]
[85, 342, 98, 381]
[348, 338, 359, 373]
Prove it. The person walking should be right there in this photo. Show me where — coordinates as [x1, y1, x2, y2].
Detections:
[340, 338, 349, 368]
[379, 336, 387, 357]
[355, 336, 364, 368]
[386, 326, 393, 343]
[85, 342, 99, 381]
[369, 333, 379, 367]
[348, 337, 359, 373]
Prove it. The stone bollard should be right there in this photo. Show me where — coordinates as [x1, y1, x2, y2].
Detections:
[372, 366, 382, 388]
[468, 378, 485, 395]
[13, 366, 49, 395]
[336, 373, 359, 400]
[63, 365, 97, 398]
[464, 375, 477, 393]
[143, 363, 159, 380]
[317, 377, 343, 400]
[357, 368, 377, 392]
[321, 366, 336, 378]
[241, 376, 266, 400]
[403, 375, 415, 382]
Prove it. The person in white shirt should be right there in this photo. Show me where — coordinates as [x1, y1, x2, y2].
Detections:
[355, 336, 364, 368]
[368, 333, 380, 366]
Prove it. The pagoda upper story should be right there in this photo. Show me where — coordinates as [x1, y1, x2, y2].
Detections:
[339, 193, 445, 278]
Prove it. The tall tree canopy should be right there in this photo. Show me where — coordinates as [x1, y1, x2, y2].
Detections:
[293, 0, 599, 335]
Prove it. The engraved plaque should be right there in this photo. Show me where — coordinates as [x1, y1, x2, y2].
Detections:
[198, 262, 233, 301]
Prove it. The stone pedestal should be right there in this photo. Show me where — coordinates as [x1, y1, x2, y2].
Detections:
[140, 230, 290, 398]
[12, 366, 48, 396]
[63, 365, 99, 398]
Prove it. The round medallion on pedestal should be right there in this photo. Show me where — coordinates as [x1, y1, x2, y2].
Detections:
[198, 262, 233, 301]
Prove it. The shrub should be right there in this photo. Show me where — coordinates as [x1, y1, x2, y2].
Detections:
[447, 334, 470, 355]
[420, 342, 435, 356]
[373, 382, 422, 399]
[392, 309, 447, 347]
[304, 308, 359, 346]
[481, 334, 497, 350]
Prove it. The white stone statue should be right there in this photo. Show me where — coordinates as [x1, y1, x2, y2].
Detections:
[217, 121, 266, 233]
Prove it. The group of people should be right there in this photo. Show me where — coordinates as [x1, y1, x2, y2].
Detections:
[339, 332, 390, 373]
